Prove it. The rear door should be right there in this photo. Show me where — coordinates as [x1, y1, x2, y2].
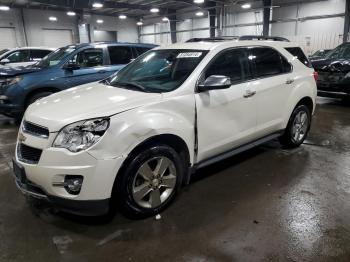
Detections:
[195, 47, 257, 162]
[63, 47, 110, 88]
[249, 47, 294, 137]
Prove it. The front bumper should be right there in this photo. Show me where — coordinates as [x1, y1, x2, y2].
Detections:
[14, 173, 110, 216]
[0, 100, 23, 115]
[13, 133, 126, 215]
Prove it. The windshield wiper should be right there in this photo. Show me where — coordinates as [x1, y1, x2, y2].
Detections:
[111, 81, 148, 92]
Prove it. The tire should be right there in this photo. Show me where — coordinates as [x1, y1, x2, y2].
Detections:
[26, 91, 54, 108]
[279, 104, 311, 148]
[114, 145, 184, 218]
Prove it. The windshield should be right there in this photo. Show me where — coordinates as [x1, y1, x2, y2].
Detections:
[326, 44, 350, 60]
[0, 49, 9, 57]
[36, 46, 76, 68]
[107, 49, 208, 93]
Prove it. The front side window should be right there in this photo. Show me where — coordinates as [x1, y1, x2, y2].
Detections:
[108, 49, 208, 93]
[70, 48, 104, 68]
[250, 47, 291, 78]
[108, 46, 132, 65]
[5, 50, 30, 63]
[204, 48, 252, 84]
[37, 46, 76, 68]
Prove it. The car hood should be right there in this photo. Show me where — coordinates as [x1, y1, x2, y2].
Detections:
[24, 82, 163, 132]
[312, 58, 350, 73]
[0, 64, 42, 77]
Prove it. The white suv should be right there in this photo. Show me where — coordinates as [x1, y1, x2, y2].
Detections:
[13, 39, 317, 217]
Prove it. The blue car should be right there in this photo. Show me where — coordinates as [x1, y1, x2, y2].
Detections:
[0, 42, 156, 118]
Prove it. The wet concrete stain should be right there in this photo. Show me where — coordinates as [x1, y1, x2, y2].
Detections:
[0, 97, 350, 261]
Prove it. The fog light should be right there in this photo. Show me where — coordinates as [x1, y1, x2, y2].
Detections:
[64, 175, 83, 195]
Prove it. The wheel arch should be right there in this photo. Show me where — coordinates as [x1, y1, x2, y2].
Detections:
[24, 87, 61, 107]
[114, 133, 191, 191]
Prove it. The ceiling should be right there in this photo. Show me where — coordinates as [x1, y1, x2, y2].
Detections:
[0, 0, 328, 19]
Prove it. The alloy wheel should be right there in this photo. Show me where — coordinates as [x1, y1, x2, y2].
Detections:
[132, 156, 177, 209]
[291, 110, 309, 143]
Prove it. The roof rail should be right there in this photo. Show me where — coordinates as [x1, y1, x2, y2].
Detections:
[238, 35, 290, 42]
[186, 36, 239, 42]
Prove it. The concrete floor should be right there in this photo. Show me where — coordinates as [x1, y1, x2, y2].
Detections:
[1, 98, 350, 262]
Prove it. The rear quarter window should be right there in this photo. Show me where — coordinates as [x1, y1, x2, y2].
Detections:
[285, 47, 312, 68]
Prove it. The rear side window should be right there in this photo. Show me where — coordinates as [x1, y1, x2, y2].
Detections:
[108, 46, 132, 65]
[250, 47, 291, 78]
[135, 47, 152, 56]
[205, 48, 252, 84]
[285, 47, 312, 68]
[30, 49, 52, 61]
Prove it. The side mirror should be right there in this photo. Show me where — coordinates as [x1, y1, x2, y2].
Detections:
[64, 62, 80, 71]
[0, 58, 10, 64]
[198, 75, 232, 92]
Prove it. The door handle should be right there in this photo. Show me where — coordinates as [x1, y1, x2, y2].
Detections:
[243, 90, 256, 98]
[98, 70, 107, 74]
[285, 78, 294, 84]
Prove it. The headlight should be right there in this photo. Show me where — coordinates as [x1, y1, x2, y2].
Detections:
[0, 76, 22, 88]
[53, 118, 110, 153]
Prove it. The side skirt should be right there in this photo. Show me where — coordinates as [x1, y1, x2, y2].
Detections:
[190, 130, 284, 174]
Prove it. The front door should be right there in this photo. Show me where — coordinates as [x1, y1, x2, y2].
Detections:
[195, 47, 257, 162]
[63, 47, 111, 88]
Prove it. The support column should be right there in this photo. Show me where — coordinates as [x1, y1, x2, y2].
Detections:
[20, 8, 28, 46]
[263, 0, 272, 36]
[169, 11, 177, 43]
[343, 0, 350, 43]
[206, 1, 216, 38]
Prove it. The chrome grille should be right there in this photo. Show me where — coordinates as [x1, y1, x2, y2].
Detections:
[22, 121, 49, 138]
[17, 143, 42, 164]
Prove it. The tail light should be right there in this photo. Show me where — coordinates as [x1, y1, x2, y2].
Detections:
[313, 71, 318, 82]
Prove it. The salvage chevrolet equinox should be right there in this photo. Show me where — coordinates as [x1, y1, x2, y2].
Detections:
[13, 39, 317, 218]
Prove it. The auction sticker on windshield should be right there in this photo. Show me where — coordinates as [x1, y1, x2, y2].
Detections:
[177, 52, 203, 58]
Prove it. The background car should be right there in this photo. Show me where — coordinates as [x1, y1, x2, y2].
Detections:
[0, 42, 157, 118]
[0, 47, 55, 67]
[312, 42, 350, 100]
[309, 49, 332, 61]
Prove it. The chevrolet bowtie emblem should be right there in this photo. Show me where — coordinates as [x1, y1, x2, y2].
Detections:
[18, 132, 27, 143]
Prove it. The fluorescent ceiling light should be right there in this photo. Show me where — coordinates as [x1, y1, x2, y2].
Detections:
[0, 5, 10, 11]
[195, 11, 204, 16]
[162, 17, 169, 22]
[119, 14, 127, 19]
[92, 2, 103, 8]
[150, 8, 159, 13]
[194, 0, 204, 3]
[96, 19, 104, 24]
[49, 16, 57, 21]
[67, 11, 76, 16]
[136, 21, 143, 26]
[241, 3, 251, 9]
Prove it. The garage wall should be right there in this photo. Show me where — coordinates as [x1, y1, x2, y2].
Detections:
[0, 8, 25, 48]
[140, 11, 210, 45]
[0, 8, 139, 49]
[223, 7, 265, 36]
[23, 9, 78, 48]
[89, 15, 138, 43]
[271, 0, 346, 54]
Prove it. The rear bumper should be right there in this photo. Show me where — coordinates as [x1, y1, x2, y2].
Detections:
[15, 175, 110, 216]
